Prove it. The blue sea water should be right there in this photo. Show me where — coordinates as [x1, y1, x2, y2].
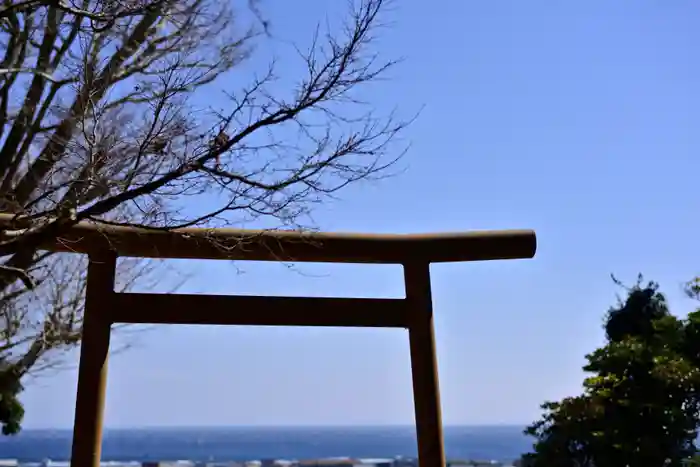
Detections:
[0, 426, 532, 463]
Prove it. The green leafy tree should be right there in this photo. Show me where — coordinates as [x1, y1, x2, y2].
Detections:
[522, 277, 700, 467]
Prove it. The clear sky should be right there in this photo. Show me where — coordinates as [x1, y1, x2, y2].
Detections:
[20, 0, 700, 429]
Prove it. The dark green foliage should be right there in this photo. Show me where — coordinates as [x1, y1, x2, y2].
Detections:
[604, 276, 669, 342]
[0, 364, 23, 435]
[522, 276, 700, 467]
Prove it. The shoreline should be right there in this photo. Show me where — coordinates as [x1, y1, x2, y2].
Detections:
[0, 458, 518, 467]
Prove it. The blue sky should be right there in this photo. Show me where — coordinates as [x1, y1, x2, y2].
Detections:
[20, 0, 700, 429]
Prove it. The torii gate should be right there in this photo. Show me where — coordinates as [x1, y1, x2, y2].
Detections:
[14, 220, 536, 467]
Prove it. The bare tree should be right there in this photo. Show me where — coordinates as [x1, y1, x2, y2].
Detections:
[0, 0, 408, 434]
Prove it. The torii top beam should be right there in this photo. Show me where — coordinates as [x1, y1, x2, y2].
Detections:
[0, 214, 536, 264]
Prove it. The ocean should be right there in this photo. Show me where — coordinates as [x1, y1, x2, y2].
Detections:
[0, 426, 532, 463]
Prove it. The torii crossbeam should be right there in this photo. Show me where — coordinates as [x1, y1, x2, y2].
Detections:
[7, 219, 536, 467]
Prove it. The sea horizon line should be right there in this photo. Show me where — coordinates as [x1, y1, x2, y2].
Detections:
[13, 424, 529, 432]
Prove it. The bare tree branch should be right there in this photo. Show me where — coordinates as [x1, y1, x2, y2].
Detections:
[0, 0, 409, 435]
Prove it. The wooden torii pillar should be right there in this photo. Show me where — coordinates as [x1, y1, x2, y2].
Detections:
[24, 221, 536, 467]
